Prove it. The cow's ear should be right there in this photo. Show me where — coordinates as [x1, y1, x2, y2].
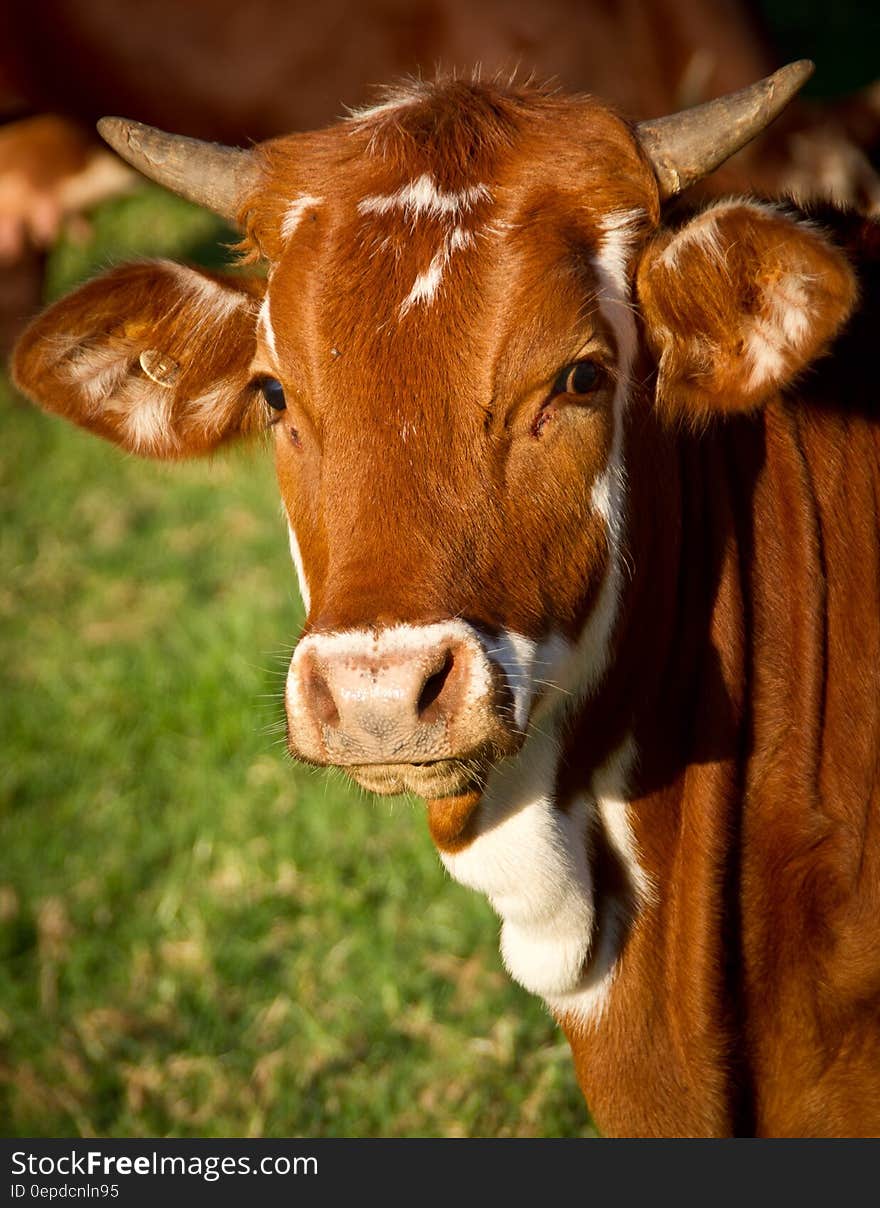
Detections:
[13, 260, 267, 457]
[635, 201, 857, 425]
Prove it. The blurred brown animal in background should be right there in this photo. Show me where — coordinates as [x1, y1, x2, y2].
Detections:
[0, 0, 878, 349]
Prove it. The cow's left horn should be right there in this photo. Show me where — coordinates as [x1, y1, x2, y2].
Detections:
[637, 60, 814, 198]
[97, 117, 260, 223]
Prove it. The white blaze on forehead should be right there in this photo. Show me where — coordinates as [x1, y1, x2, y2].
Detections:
[360, 176, 490, 318]
[281, 195, 324, 241]
[399, 226, 475, 317]
[358, 175, 488, 316]
[358, 175, 490, 222]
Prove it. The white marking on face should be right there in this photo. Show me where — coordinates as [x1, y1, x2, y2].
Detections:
[359, 176, 486, 317]
[560, 207, 641, 696]
[281, 195, 324, 241]
[483, 630, 538, 734]
[400, 246, 447, 314]
[440, 210, 646, 1009]
[398, 227, 475, 316]
[287, 523, 311, 613]
[358, 175, 490, 223]
[258, 295, 279, 365]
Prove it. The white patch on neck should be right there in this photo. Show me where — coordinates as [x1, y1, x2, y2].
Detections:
[281, 195, 324, 241]
[442, 731, 645, 1017]
[441, 728, 595, 997]
[545, 735, 649, 1027]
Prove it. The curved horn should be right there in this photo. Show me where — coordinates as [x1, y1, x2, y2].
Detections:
[637, 60, 814, 198]
[97, 117, 260, 223]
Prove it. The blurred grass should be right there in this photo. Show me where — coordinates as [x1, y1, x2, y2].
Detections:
[0, 187, 593, 1138]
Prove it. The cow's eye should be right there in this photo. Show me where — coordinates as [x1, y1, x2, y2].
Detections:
[259, 376, 287, 411]
[554, 360, 601, 396]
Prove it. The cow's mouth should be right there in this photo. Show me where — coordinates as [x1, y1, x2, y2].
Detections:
[347, 759, 484, 799]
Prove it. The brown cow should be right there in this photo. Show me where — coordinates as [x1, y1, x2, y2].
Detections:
[12, 63, 880, 1136]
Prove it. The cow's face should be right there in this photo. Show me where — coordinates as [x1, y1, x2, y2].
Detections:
[247, 88, 658, 807]
[13, 80, 855, 838]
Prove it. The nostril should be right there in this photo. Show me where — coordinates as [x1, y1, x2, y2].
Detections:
[307, 667, 340, 727]
[418, 650, 455, 722]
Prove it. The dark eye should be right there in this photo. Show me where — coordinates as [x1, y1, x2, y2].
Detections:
[554, 360, 601, 396]
[259, 376, 287, 411]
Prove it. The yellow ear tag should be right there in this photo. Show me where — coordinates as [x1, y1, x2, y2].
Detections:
[139, 350, 180, 388]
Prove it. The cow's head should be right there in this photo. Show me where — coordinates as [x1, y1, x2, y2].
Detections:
[13, 63, 855, 847]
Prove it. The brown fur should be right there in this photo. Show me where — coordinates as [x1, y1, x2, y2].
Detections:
[11, 82, 880, 1136]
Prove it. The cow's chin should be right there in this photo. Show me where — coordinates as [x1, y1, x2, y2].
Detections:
[347, 759, 481, 799]
[347, 761, 485, 851]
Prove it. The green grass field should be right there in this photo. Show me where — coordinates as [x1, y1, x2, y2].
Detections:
[0, 187, 594, 1137]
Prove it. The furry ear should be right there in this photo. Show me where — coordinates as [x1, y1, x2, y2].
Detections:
[636, 201, 857, 425]
[13, 261, 266, 457]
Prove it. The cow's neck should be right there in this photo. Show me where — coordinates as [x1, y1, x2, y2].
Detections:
[441, 399, 767, 1135]
[553, 403, 767, 1136]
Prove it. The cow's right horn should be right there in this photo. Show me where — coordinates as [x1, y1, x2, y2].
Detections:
[97, 117, 260, 223]
[637, 60, 814, 198]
